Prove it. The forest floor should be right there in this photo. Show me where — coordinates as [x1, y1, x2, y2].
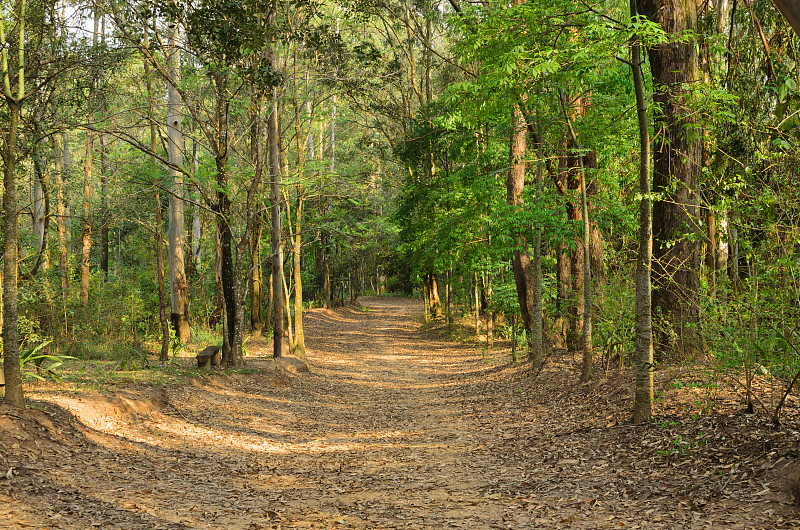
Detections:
[2, 297, 800, 528]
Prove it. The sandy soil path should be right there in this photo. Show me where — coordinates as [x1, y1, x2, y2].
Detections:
[0, 297, 525, 529]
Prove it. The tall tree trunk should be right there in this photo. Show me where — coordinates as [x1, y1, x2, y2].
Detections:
[561, 90, 594, 382]
[638, 0, 701, 357]
[631, 1, 655, 422]
[507, 100, 536, 352]
[99, 15, 109, 279]
[167, 21, 190, 344]
[268, 91, 284, 358]
[2, 101, 24, 407]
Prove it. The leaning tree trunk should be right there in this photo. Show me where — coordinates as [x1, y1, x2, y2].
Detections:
[638, 0, 701, 357]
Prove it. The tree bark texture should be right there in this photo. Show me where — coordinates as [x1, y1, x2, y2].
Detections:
[3, 102, 24, 406]
[638, 0, 702, 357]
[631, 0, 654, 423]
[167, 23, 190, 344]
[507, 102, 536, 349]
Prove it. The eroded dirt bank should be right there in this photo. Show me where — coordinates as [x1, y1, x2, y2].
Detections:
[1, 297, 799, 528]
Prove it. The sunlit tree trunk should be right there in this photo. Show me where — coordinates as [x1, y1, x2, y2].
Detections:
[167, 21, 190, 344]
[507, 100, 535, 354]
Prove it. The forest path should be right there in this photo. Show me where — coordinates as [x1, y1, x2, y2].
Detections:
[1, 297, 527, 529]
[4, 296, 799, 528]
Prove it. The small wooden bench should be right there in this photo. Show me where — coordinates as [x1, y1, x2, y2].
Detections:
[196, 346, 221, 369]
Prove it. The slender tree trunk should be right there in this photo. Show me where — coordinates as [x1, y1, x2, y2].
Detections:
[99, 16, 109, 279]
[155, 193, 170, 361]
[530, 130, 545, 365]
[250, 222, 263, 336]
[268, 91, 284, 358]
[167, 22, 190, 344]
[144, 22, 169, 360]
[293, 187, 305, 355]
[54, 134, 69, 295]
[80, 132, 92, 305]
[631, 0, 655, 422]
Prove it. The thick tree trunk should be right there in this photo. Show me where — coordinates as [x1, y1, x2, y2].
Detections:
[638, 0, 702, 357]
[167, 23, 190, 344]
[3, 102, 24, 407]
[631, 0, 654, 423]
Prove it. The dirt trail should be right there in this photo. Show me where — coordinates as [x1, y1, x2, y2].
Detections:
[0, 297, 523, 528]
[2, 296, 800, 529]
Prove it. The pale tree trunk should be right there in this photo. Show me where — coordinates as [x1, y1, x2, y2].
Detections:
[167, 22, 190, 344]
[631, 1, 655, 422]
